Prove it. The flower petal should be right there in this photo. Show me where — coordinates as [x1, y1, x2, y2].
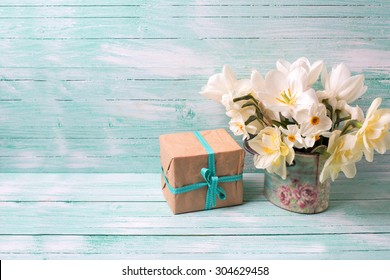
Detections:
[341, 162, 357, 179]
[330, 63, 351, 92]
[366, 98, 382, 119]
[337, 74, 367, 102]
[288, 67, 308, 94]
[222, 65, 237, 89]
[199, 73, 229, 102]
[265, 70, 288, 95]
[276, 59, 291, 75]
[251, 69, 266, 96]
[290, 57, 310, 73]
[308, 60, 323, 85]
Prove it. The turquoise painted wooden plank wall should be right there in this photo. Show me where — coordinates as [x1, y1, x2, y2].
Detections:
[1, 0, 389, 173]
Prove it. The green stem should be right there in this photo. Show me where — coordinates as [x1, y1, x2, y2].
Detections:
[340, 120, 362, 135]
[335, 116, 351, 128]
[323, 99, 334, 123]
[333, 108, 351, 129]
[241, 100, 266, 124]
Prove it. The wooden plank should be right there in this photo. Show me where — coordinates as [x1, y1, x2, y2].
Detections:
[0, 0, 388, 262]
[0, 173, 390, 235]
[1, 4, 388, 19]
[0, 201, 389, 235]
[0, 77, 388, 100]
[0, 17, 388, 39]
[0, 154, 389, 173]
[0, 1, 388, 174]
[0, 39, 389, 69]
[1, 173, 390, 202]
[0, 100, 226, 136]
[1, 234, 389, 260]
[0, 79, 207, 101]
[0, 127, 389, 158]
[0, 0, 387, 6]
[1, 174, 389, 255]
[2, 98, 388, 129]
[1, 130, 389, 173]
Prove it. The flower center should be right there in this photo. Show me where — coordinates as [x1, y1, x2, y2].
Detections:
[287, 134, 296, 142]
[263, 147, 274, 154]
[276, 88, 297, 105]
[310, 116, 320, 125]
[237, 123, 244, 132]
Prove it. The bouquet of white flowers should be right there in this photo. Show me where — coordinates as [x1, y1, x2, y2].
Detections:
[201, 58, 390, 183]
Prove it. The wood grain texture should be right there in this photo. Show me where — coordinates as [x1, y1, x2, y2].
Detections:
[0, 0, 389, 172]
[0, 0, 390, 260]
[0, 172, 389, 259]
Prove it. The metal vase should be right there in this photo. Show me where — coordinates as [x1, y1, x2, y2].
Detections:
[264, 152, 330, 214]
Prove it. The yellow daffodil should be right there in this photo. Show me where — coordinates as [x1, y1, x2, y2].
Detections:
[248, 127, 294, 179]
[356, 98, 390, 162]
[320, 131, 362, 182]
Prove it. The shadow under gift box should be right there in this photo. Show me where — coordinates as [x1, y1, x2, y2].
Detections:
[160, 129, 245, 214]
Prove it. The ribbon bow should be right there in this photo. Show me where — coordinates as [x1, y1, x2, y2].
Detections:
[200, 167, 227, 210]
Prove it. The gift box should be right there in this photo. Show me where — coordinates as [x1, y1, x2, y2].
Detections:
[160, 129, 245, 214]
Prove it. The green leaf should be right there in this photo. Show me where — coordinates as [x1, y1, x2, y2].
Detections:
[245, 115, 258, 125]
[241, 100, 256, 108]
[272, 120, 286, 128]
[233, 94, 256, 103]
[255, 108, 264, 120]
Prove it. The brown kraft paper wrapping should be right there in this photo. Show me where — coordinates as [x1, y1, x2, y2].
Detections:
[160, 129, 245, 214]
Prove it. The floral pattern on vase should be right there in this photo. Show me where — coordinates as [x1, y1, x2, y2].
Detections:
[264, 152, 330, 214]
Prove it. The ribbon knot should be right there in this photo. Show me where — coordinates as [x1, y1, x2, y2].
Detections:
[201, 168, 227, 210]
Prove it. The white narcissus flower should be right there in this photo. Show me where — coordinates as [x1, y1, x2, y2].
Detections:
[225, 97, 260, 135]
[261, 67, 318, 118]
[320, 131, 362, 183]
[343, 102, 365, 122]
[228, 114, 246, 139]
[303, 131, 332, 148]
[229, 114, 261, 140]
[318, 63, 367, 107]
[356, 97, 390, 162]
[276, 57, 323, 87]
[201, 65, 254, 111]
[200, 65, 237, 103]
[280, 124, 305, 149]
[224, 95, 255, 119]
[303, 133, 321, 148]
[295, 103, 332, 136]
[250, 69, 266, 98]
[199, 61, 390, 184]
[219, 79, 253, 111]
[248, 126, 294, 179]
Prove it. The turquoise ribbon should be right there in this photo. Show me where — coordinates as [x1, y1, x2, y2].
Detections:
[162, 131, 243, 210]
